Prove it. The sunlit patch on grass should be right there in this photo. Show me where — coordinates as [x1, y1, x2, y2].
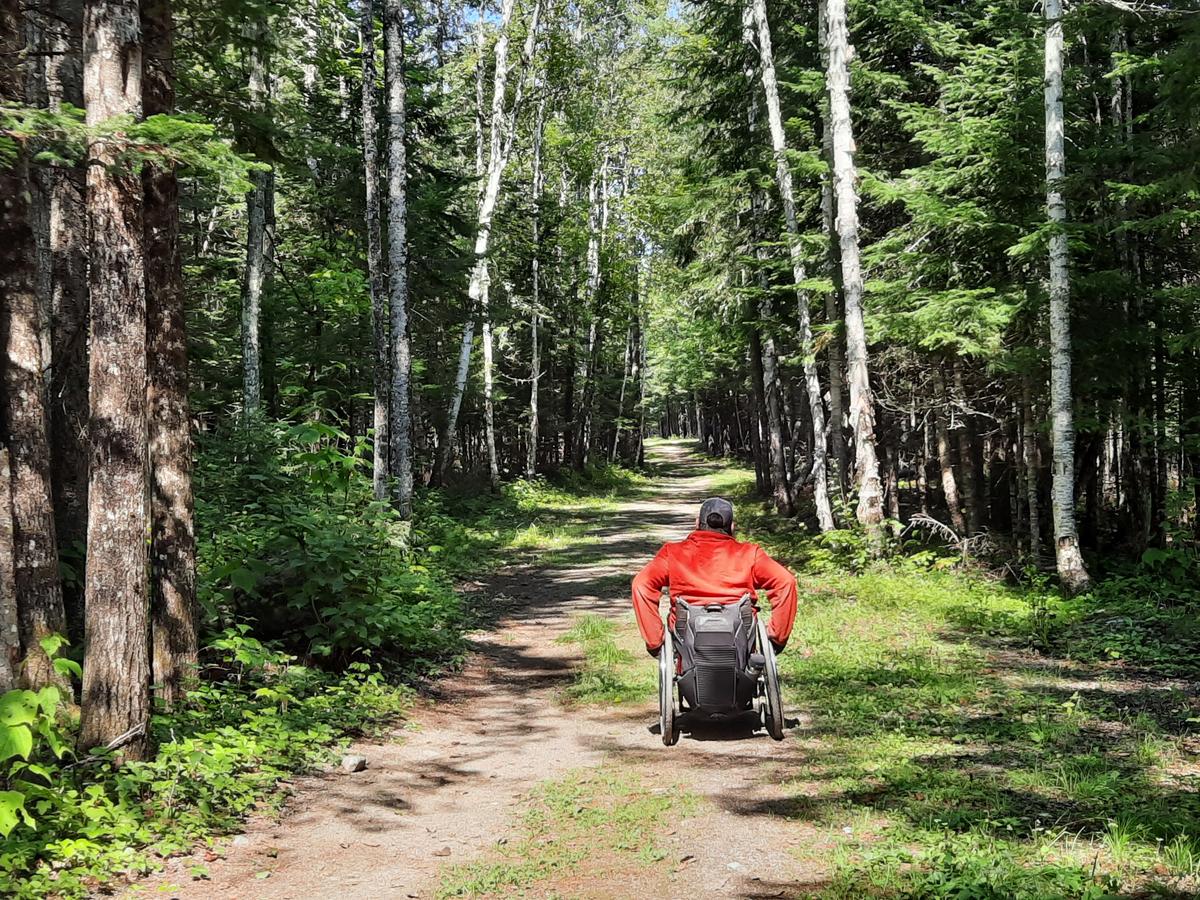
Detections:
[556, 614, 656, 705]
[437, 768, 695, 898]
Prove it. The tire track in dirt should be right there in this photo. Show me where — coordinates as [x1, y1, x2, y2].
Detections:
[131, 441, 828, 899]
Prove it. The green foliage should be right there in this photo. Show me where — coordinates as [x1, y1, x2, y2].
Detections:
[0, 632, 410, 899]
[557, 615, 655, 704]
[196, 421, 463, 667]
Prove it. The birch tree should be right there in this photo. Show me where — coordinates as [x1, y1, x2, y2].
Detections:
[384, 0, 414, 516]
[361, 0, 390, 502]
[747, 0, 834, 531]
[822, 0, 884, 541]
[242, 17, 274, 421]
[1043, 0, 1091, 593]
[527, 95, 547, 478]
[572, 161, 606, 471]
[79, 0, 152, 759]
[436, 0, 542, 484]
[817, 0, 849, 497]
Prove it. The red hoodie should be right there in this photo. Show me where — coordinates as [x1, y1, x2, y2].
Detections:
[631, 529, 798, 654]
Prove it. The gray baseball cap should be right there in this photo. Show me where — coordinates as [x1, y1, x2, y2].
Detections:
[698, 497, 735, 532]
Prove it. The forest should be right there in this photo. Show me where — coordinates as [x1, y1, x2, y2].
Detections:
[3, 0, 1200, 896]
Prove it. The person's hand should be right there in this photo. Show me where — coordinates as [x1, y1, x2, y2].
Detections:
[646, 644, 662, 659]
[770, 638, 786, 655]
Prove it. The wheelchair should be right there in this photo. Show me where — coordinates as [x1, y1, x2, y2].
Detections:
[657, 593, 784, 746]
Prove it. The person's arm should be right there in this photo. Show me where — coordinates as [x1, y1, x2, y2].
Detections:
[752, 546, 798, 651]
[631, 546, 670, 654]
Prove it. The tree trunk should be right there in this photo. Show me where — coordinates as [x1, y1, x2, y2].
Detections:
[748, 324, 769, 495]
[383, 0, 414, 515]
[636, 262, 648, 466]
[1, 1, 71, 694]
[748, 0, 834, 532]
[612, 326, 634, 463]
[1044, 0, 1090, 594]
[823, 0, 883, 543]
[361, 0, 390, 502]
[1022, 379, 1043, 559]
[437, 0, 541, 484]
[32, 0, 89, 643]
[933, 370, 967, 535]
[952, 359, 982, 535]
[80, 0, 151, 760]
[572, 166, 605, 471]
[917, 416, 930, 515]
[0, 446, 18, 691]
[144, 0, 197, 707]
[242, 18, 273, 421]
[817, 0, 849, 499]
[527, 96, 546, 478]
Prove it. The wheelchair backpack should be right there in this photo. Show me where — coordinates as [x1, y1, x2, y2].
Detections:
[673, 595, 759, 715]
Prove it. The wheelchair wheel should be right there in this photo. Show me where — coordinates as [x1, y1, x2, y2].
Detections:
[658, 627, 680, 746]
[756, 618, 785, 741]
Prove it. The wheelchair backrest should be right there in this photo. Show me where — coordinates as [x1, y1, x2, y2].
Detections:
[673, 594, 755, 712]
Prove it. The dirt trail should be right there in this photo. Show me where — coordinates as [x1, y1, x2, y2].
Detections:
[137, 442, 826, 899]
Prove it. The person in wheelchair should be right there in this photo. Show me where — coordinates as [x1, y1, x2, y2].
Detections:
[632, 498, 796, 740]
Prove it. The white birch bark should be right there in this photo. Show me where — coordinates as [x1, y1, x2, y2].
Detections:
[1044, 0, 1091, 592]
[384, 0, 414, 516]
[438, 0, 543, 483]
[748, 0, 834, 531]
[242, 19, 273, 421]
[822, 0, 883, 541]
[527, 95, 547, 478]
[612, 326, 634, 462]
[572, 161, 605, 469]
[361, 0, 389, 502]
[817, 0, 848, 497]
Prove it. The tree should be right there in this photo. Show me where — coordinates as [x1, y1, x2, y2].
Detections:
[436, 0, 542, 484]
[527, 95, 547, 477]
[79, 0, 152, 760]
[1, 0, 71, 693]
[144, 0, 198, 705]
[0, 446, 17, 692]
[747, 0, 834, 531]
[361, 0, 390, 502]
[822, 0, 883, 542]
[384, 0, 414, 517]
[242, 15, 274, 421]
[1043, 0, 1090, 594]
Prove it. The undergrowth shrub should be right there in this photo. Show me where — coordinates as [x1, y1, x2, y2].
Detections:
[0, 630, 410, 899]
[196, 422, 462, 667]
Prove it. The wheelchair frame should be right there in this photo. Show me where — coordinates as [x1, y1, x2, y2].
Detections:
[658, 603, 784, 746]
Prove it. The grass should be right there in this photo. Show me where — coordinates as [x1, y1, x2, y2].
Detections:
[539, 442, 1200, 896]
[556, 614, 656, 705]
[426, 464, 652, 579]
[437, 768, 696, 898]
[692, 452, 1200, 898]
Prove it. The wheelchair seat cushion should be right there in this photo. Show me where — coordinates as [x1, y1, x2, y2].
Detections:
[674, 596, 758, 714]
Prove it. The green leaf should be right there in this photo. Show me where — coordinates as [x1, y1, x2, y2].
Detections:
[53, 657, 83, 679]
[0, 723, 34, 762]
[38, 633, 67, 658]
[230, 567, 259, 593]
[0, 790, 33, 837]
[0, 690, 38, 726]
